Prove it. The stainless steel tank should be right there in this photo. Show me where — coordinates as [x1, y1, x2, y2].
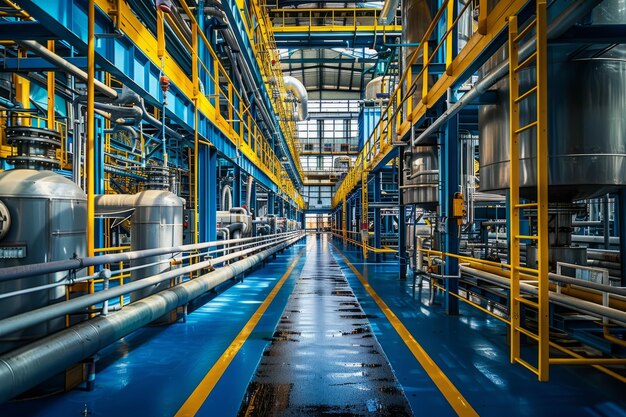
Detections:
[95, 190, 184, 301]
[0, 169, 87, 353]
[401, 0, 437, 107]
[479, 2, 626, 201]
[403, 146, 439, 208]
[131, 190, 184, 299]
[365, 76, 393, 100]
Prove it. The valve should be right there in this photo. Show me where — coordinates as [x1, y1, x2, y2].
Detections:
[160, 75, 170, 94]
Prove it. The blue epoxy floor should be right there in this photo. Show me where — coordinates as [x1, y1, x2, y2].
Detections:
[0, 239, 309, 417]
[1, 234, 624, 417]
[237, 235, 413, 416]
[330, 237, 626, 417]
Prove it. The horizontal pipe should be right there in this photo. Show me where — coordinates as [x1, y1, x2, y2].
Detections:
[0, 233, 301, 338]
[460, 266, 626, 325]
[17, 40, 118, 99]
[0, 232, 299, 282]
[0, 234, 303, 403]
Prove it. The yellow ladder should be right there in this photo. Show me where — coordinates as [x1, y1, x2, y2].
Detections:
[508, 0, 549, 381]
[361, 171, 369, 259]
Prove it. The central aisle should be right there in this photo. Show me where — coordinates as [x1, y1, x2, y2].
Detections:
[237, 235, 413, 416]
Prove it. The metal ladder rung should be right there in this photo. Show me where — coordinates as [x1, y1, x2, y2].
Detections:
[514, 296, 539, 309]
[514, 86, 538, 103]
[515, 203, 538, 208]
[514, 51, 538, 73]
[515, 234, 538, 241]
[514, 121, 538, 134]
[514, 357, 540, 375]
[514, 325, 540, 342]
[513, 18, 537, 43]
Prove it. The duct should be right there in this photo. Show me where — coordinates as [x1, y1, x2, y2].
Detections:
[95, 191, 184, 300]
[378, 0, 400, 24]
[0, 234, 302, 403]
[459, 265, 626, 326]
[411, 0, 602, 147]
[17, 40, 118, 100]
[283, 76, 308, 121]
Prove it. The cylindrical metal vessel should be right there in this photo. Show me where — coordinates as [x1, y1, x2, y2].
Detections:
[401, 0, 436, 105]
[0, 170, 87, 353]
[480, 55, 626, 201]
[479, 2, 626, 201]
[95, 190, 184, 301]
[131, 190, 184, 299]
[403, 146, 439, 208]
[365, 76, 392, 100]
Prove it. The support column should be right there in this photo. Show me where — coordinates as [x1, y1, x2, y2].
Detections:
[619, 190, 626, 286]
[399, 149, 407, 281]
[374, 172, 382, 262]
[268, 192, 275, 215]
[199, 145, 217, 242]
[439, 114, 460, 315]
[232, 166, 241, 207]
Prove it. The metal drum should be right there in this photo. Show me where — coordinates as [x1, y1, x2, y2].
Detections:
[479, 2, 626, 202]
[0, 170, 87, 353]
[403, 146, 439, 208]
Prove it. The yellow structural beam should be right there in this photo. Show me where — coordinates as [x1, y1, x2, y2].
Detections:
[94, 0, 304, 209]
[244, 0, 305, 182]
[332, 0, 529, 208]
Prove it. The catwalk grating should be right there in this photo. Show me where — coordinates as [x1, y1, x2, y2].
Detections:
[237, 236, 413, 417]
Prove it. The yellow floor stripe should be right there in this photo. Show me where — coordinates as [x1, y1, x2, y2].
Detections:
[334, 247, 479, 417]
[175, 247, 306, 417]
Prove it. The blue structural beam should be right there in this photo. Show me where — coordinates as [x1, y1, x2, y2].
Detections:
[373, 173, 382, 262]
[0, 21, 55, 39]
[439, 114, 460, 316]
[199, 145, 218, 242]
[233, 166, 242, 207]
[274, 32, 400, 49]
[10, 0, 290, 198]
[619, 190, 626, 287]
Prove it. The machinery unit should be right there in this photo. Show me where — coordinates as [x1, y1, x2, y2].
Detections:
[217, 208, 253, 239]
[0, 169, 87, 353]
[402, 145, 439, 208]
[0, 126, 87, 353]
[95, 190, 184, 300]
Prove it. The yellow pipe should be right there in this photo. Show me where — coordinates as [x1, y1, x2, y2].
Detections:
[603, 326, 626, 348]
[46, 40, 55, 128]
[87, 0, 96, 291]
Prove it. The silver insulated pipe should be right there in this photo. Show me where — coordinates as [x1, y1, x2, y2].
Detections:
[283, 76, 309, 121]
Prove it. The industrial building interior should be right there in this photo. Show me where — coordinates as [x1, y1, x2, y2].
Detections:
[0, 0, 624, 415]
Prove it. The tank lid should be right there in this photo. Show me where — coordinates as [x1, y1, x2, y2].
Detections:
[0, 169, 86, 200]
[134, 190, 184, 207]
